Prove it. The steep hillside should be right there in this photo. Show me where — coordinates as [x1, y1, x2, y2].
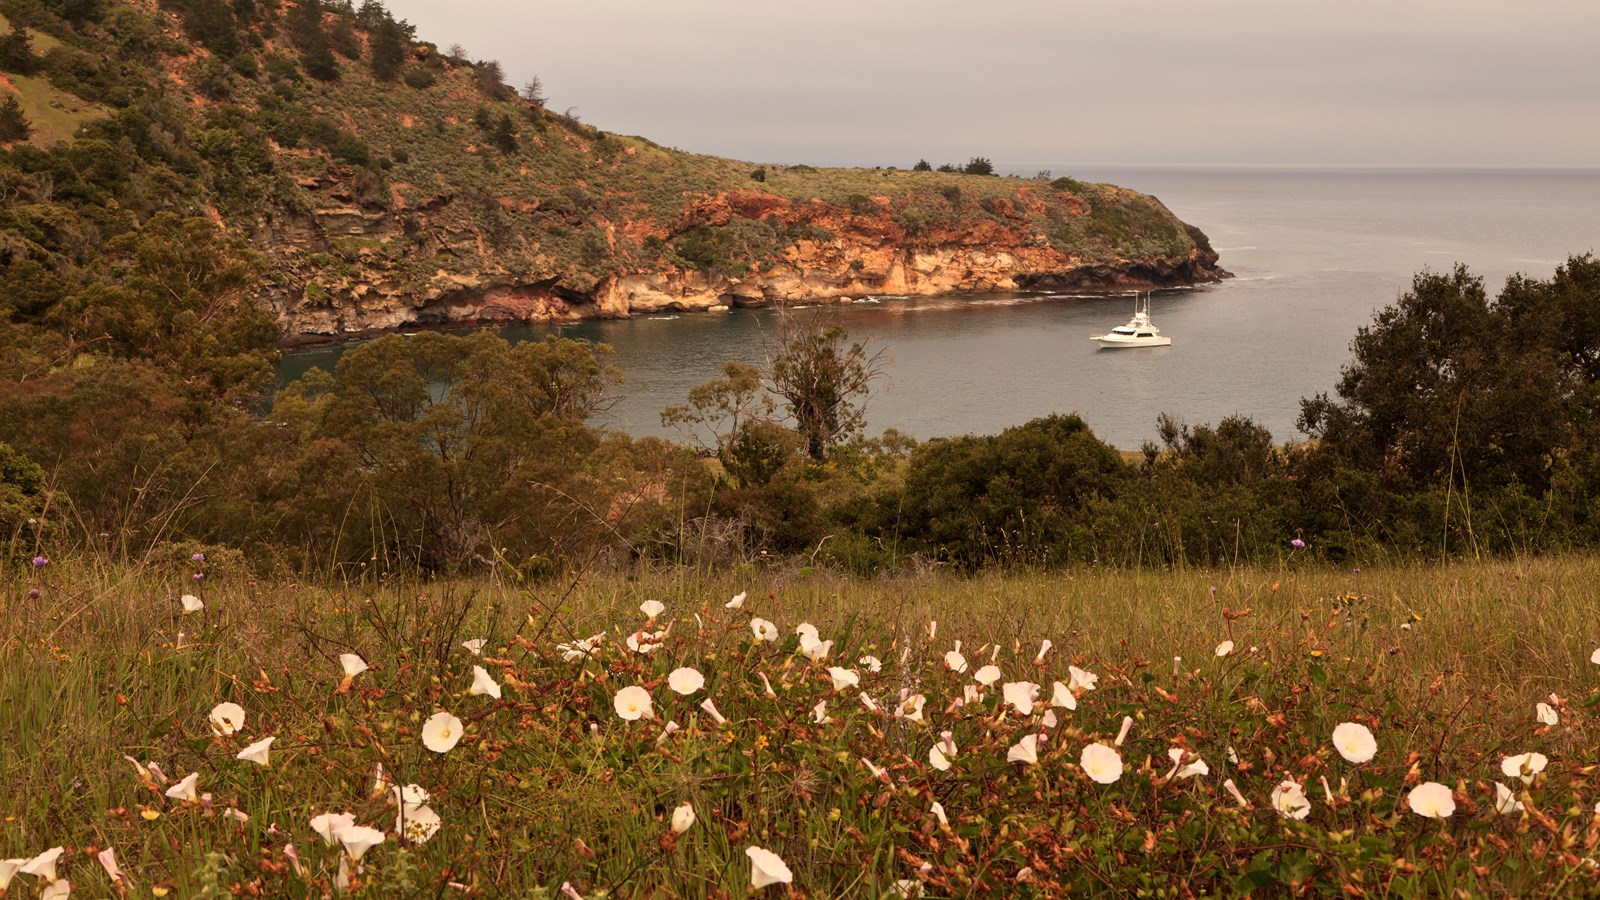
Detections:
[0, 0, 1225, 346]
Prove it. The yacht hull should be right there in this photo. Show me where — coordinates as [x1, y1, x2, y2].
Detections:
[1091, 335, 1172, 348]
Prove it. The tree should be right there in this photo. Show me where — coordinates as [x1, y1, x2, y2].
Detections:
[0, 27, 40, 75]
[766, 317, 884, 461]
[286, 0, 340, 80]
[1297, 264, 1569, 493]
[521, 75, 546, 109]
[355, 0, 386, 30]
[490, 113, 518, 154]
[277, 331, 621, 568]
[0, 94, 29, 143]
[912, 159, 932, 172]
[662, 361, 799, 487]
[963, 156, 994, 176]
[369, 14, 408, 80]
[475, 59, 510, 99]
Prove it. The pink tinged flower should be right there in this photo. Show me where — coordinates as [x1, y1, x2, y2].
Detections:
[180, 594, 204, 614]
[39, 880, 70, 899]
[827, 667, 859, 691]
[746, 845, 793, 890]
[1049, 681, 1077, 710]
[862, 757, 888, 779]
[639, 599, 665, 619]
[469, 665, 502, 699]
[1215, 640, 1234, 657]
[1067, 665, 1098, 692]
[926, 620, 938, 641]
[1007, 734, 1040, 765]
[1223, 778, 1250, 808]
[626, 629, 667, 654]
[668, 667, 705, 695]
[962, 684, 981, 705]
[759, 672, 777, 698]
[223, 807, 249, 822]
[95, 848, 125, 885]
[973, 665, 1001, 687]
[859, 655, 883, 672]
[1536, 702, 1558, 726]
[312, 812, 356, 846]
[796, 623, 820, 646]
[897, 693, 927, 722]
[944, 642, 968, 673]
[1001, 681, 1039, 716]
[397, 803, 441, 844]
[338, 824, 386, 860]
[1114, 715, 1134, 747]
[338, 653, 367, 692]
[461, 638, 486, 656]
[1332, 722, 1377, 764]
[1041, 709, 1059, 729]
[1494, 782, 1525, 815]
[0, 860, 24, 890]
[1270, 780, 1312, 819]
[1501, 752, 1548, 784]
[812, 700, 829, 724]
[670, 802, 696, 834]
[392, 783, 430, 810]
[1034, 640, 1052, 664]
[1407, 782, 1455, 818]
[1165, 747, 1208, 779]
[237, 736, 275, 766]
[370, 762, 391, 800]
[726, 591, 747, 609]
[860, 692, 880, 713]
[422, 711, 465, 752]
[931, 801, 948, 827]
[802, 639, 834, 662]
[699, 698, 727, 725]
[283, 844, 303, 876]
[613, 686, 654, 721]
[750, 618, 779, 642]
[165, 772, 200, 802]
[208, 701, 246, 736]
[1591, 647, 1600, 665]
[929, 745, 952, 771]
[20, 847, 64, 881]
[1080, 742, 1123, 783]
[560, 882, 584, 900]
[1172, 656, 1182, 676]
[655, 721, 681, 744]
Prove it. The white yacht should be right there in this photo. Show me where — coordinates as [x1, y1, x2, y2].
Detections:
[1091, 292, 1171, 348]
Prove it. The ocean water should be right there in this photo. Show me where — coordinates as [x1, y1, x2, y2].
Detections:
[278, 166, 1600, 449]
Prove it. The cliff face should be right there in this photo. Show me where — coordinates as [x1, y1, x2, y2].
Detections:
[266, 167, 1227, 344]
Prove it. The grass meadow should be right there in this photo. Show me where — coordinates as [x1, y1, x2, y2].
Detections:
[3, 554, 1600, 896]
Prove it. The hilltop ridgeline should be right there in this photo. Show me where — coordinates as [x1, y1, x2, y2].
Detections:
[0, 0, 1224, 345]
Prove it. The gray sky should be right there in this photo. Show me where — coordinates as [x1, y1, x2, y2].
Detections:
[382, 1, 1600, 168]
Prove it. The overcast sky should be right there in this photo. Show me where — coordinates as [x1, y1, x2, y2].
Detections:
[381, 1, 1600, 169]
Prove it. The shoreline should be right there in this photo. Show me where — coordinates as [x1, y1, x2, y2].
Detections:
[274, 272, 1230, 351]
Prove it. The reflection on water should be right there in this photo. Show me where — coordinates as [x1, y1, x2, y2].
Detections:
[279, 166, 1600, 449]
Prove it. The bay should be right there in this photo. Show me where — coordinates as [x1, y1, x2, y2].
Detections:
[278, 166, 1600, 449]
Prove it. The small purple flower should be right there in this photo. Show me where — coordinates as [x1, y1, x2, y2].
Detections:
[32, 556, 49, 568]
[1290, 539, 1306, 549]
[193, 572, 206, 582]
[191, 552, 206, 563]
[27, 588, 41, 600]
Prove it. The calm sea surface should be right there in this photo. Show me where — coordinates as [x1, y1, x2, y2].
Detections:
[278, 167, 1600, 449]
